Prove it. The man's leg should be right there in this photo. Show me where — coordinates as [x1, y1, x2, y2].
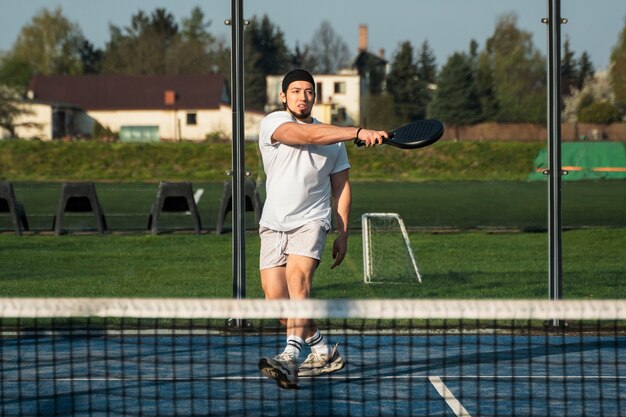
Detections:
[260, 256, 320, 338]
[284, 254, 318, 340]
[258, 256, 319, 389]
[258, 263, 311, 389]
[284, 255, 345, 377]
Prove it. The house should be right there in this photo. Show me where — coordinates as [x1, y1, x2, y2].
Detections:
[266, 70, 363, 126]
[352, 24, 388, 96]
[21, 74, 263, 141]
[265, 25, 387, 128]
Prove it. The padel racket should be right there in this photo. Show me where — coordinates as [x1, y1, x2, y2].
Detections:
[354, 119, 444, 149]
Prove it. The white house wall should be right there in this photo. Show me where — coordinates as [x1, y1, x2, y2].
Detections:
[9, 102, 264, 142]
[87, 107, 227, 141]
[13, 103, 53, 140]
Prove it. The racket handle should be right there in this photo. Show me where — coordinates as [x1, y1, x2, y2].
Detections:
[353, 136, 391, 147]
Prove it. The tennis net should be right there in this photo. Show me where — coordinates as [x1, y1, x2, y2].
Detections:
[0, 298, 624, 416]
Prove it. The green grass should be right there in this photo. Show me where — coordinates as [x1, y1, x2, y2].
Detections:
[0, 140, 544, 182]
[1, 141, 624, 302]
[0, 228, 623, 299]
[3, 180, 625, 232]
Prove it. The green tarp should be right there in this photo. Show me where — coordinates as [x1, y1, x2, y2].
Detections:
[528, 142, 626, 181]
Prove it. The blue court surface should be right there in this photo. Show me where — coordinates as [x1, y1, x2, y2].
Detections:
[1, 332, 624, 416]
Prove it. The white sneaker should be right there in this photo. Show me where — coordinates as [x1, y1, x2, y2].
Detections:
[258, 352, 299, 389]
[298, 344, 345, 377]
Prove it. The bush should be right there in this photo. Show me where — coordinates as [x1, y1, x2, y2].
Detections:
[578, 101, 622, 124]
[92, 121, 118, 142]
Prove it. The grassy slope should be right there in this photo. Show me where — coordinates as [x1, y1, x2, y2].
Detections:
[0, 140, 544, 182]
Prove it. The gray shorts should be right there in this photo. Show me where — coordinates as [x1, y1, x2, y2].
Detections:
[259, 220, 328, 270]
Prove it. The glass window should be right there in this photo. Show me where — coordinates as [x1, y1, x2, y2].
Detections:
[334, 82, 346, 94]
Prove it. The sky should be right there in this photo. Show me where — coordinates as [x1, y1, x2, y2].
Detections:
[1, 0, 625, 71]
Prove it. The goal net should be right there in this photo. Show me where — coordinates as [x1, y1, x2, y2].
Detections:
[361, 213, 422, 284]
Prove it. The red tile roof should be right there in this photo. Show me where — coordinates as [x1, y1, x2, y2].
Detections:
[28, 74, 230, 110]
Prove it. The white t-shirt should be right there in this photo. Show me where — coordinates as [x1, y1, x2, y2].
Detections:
[258, 111, 351, 232]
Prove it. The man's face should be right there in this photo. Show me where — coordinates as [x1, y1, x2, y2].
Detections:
[280, 81, 315, 121]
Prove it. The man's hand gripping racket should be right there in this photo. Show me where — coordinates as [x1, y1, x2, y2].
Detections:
[354, 119, 444, 149]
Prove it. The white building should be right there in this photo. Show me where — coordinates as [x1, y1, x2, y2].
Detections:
[21, 74, 263, 141]
[266, 70, 364, 127]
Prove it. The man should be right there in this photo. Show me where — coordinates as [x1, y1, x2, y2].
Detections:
[257, 69, 388, 389]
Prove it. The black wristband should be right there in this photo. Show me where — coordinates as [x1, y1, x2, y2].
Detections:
[356, 128, 363, 139]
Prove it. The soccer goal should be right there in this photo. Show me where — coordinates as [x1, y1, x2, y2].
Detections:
[361, 213, 422, 284]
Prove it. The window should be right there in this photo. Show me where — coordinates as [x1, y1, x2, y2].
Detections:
[334, 82, 346, 94]
[316, 82, 323, 104]
[186, 112, 197, 126]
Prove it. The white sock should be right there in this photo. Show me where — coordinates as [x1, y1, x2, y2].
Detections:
[283, 335, 305, 359]
[306, 330, 331, 355]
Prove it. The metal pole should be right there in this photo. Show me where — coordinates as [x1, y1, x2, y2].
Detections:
[545, 0, 564, 324]
[229, 0, 246, 301]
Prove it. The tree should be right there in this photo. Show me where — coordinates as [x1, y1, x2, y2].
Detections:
[364, 94, 397, 130]
[0, 85, 38, 138]
[0, 56, 34, 91]
[429, 52, 482, 135]
[610, 17, 626, 116]
[561, 37, 579, 97]
[386, 41, 428, 123]
[291, 42, 317, 71]
[577, 52, 595, 90]
[475, 51, 499, 121]
[416, 40, 437, 85]
[561, 37, 596, 108]
[244, 15, 291, 111]
[79, 40, 103, 74]
[416, 40, 437, 109]
[165, 7, 225, 75]
[480, 13, 546, 123]
[102, 8, 179, 74]
[578, 101, 621, 123]
[0, 7, 84, 90]
[305, 21, 351, 74]
[563, 71, 615, 122]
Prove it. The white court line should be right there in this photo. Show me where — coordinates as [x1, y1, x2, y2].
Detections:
[182, 188, 204, 214]
[193, 188, 204, 205]
[429, 375, 472, 417]
[11, 374, 623, 381]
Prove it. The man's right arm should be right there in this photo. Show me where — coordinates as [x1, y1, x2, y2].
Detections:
[272, 122, 388, 148]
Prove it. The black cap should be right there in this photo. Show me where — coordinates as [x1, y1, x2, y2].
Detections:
[281, 69, 315, 93]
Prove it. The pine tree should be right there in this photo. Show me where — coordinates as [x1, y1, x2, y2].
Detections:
[386, 41, 428, 123]
[244, 15, 291, 111]
[429, 52, 482, 133]
[576, 52, 595, 90]
[561, 38, 579, 97]
[416, 40, 437, 85]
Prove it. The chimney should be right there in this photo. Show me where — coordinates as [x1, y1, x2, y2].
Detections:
[164, 90, 176, 105]
[358, 24, 368, 52]
[379, 48, 386, 59]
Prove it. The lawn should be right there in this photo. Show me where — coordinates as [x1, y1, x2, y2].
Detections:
[3, 180, 626, 232]
[0, 228, 623, 300]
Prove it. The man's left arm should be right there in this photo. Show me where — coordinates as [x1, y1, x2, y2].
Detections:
[330, 168, 351, 269]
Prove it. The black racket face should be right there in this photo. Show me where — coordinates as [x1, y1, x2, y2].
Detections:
[388, 119, 444, 149]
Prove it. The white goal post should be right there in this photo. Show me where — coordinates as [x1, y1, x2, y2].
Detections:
[361, 213, 422, 284]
